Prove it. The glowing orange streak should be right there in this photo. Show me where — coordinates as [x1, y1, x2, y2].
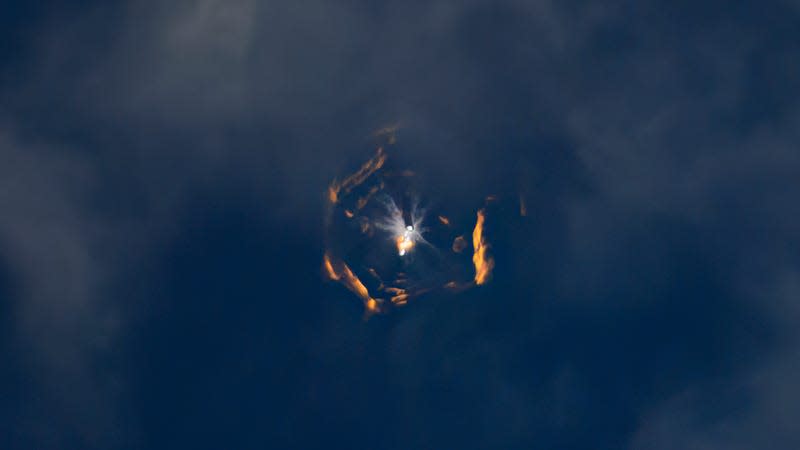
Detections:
[391, 293, 409, 305]
[327, 186, 339, 204]
[327, 147, 386, 204]
[381, 286, 408, 305]
[519, 194, 528, 217]
[438, 215, 450, 226]
[322, 253, 338, 280]
[323, 252, 380, 312]
[472, 209, 495, 285]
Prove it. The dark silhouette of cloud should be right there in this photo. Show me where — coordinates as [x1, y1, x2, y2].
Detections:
[1, 0, 800, 449]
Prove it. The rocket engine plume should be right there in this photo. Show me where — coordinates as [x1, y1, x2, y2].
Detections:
[472, 209, 495, 285]
[322, 131, 496, 316]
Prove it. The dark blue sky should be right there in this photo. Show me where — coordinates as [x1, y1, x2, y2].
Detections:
[1, 1, 800, 449]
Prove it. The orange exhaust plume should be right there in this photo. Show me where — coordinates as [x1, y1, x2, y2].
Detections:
[323, 136, 497, 316]
[396, 234, 415, 256]
[322, 252, 338, 280]
[472, 209, 495, 285]
[327, 147, 386, 204]
[384, 287, 409, 305]
[519, 194, 528, 217]
[391, 293, 409, 305]
[327, 186, 339, 204]
[323, 252, 382, 313]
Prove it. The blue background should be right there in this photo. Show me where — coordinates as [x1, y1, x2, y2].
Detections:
[1, 1, 800, 449]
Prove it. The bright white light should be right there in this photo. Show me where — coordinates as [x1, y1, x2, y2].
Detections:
[375, 196, 427, 257]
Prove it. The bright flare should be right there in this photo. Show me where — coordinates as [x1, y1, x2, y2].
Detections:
[396, 225, 415, 256]
[323, 133, 497, 316]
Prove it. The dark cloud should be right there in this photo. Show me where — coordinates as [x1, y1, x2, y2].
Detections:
[1, 0, 800, 449]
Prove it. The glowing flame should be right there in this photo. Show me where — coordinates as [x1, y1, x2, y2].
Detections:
[327, 147, 386, 204]
[396, 236, 414, 255]
[396, 225, 416, 256]
[323, 133, 498, 315]
[327, 186, 339, 204]
[384, 287, 409, 305]
[472, 209, 494, 285]
[323, 252, 381, 313]
[375, 194, 426, 256]
[366, 298, 379, 313]
[322, 253, 337, 280]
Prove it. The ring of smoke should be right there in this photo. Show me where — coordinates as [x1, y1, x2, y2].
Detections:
[322, 130, 495, 317]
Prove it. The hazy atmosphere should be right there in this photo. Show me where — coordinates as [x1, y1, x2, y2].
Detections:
[2, 1, 800, 449]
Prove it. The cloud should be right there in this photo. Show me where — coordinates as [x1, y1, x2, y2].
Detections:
[549, 3, 800, 447]
[1, 0, 800, 448]
[630, 271, 800, 450]
[0, 126, 129, 447]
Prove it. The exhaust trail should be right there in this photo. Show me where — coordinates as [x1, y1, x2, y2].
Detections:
[322, 130, 496, 316]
